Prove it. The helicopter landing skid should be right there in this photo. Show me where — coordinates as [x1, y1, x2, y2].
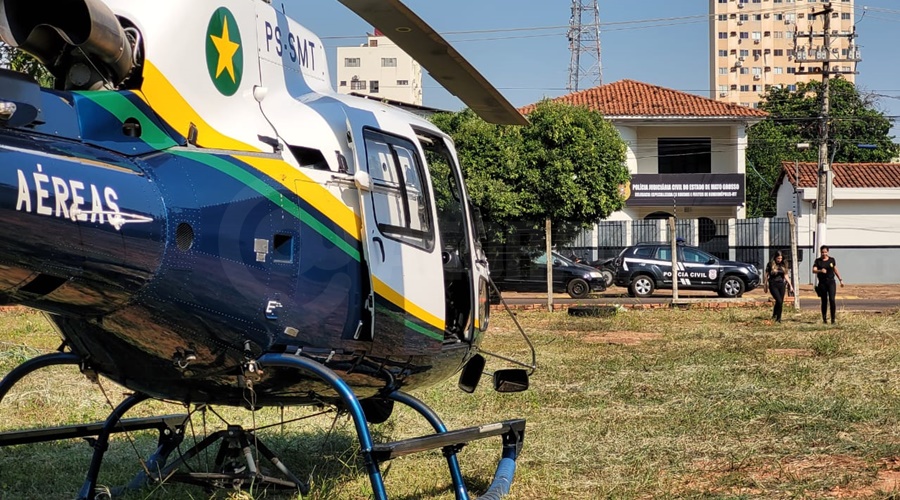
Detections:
[258, 353, 527, 500]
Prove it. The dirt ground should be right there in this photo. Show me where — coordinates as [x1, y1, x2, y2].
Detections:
[503, 283, 900, 302]
[744, 283, 900, 300]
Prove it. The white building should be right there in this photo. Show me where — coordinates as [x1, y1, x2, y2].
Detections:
[520, 80, 768, 222]
[774, 162, 900, 283]
[336, 30, 422, 105]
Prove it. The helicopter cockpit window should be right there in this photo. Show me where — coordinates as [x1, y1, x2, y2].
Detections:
[363, 129, 434, 251]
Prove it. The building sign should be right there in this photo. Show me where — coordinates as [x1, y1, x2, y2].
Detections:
[624, 173, 745, 207]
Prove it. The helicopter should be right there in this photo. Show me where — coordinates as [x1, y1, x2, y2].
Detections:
[0, 0, 534, 498]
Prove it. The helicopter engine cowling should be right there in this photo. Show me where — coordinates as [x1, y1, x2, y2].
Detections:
[0, 0, 134, 89]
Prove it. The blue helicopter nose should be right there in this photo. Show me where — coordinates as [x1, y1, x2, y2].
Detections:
[0, 136, 166, 315]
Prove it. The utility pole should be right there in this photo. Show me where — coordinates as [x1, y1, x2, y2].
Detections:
[795, 2, 860, 250]
[567, 0, 602, 92]
[815, 3, 832, 251]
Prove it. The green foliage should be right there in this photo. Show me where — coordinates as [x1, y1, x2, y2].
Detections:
[430, 100, 629, 245]
[747, 78, 898, 217]
[0, 43, 54, 87]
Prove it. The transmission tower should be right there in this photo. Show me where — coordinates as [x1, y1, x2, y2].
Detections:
[567, 0, 602, 92]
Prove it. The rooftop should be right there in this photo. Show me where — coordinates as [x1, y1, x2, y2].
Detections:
[780, 162, 900, 189]
[518, 79, 769, 119]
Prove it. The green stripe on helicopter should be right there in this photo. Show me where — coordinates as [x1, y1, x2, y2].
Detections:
[172, 150, 360, 261]
[73, 91, 360, 261]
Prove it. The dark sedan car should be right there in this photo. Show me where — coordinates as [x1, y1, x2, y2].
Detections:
[492, 251, 607, 298]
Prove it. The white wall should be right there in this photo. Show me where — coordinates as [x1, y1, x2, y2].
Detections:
[610, 123, 746, 221]
[778, 178, 900, 247]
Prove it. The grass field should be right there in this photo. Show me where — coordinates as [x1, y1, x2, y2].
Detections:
[2, 305, 900, 499]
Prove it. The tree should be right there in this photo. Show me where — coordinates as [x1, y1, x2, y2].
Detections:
[430, 100, 629, 246]
[746, 78, 898, 217]
[0, 43, 54, 87]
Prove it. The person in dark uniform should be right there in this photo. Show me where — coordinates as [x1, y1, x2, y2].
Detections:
[812, 245, 844, 324]
[763, 250, 793, 322]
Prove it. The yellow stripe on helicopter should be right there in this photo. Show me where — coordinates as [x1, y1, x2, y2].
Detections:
[373, 276, 444, 331]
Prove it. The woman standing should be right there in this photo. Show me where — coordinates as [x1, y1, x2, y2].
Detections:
[812, 245, 844, 324]
[763, 250, 793, 322]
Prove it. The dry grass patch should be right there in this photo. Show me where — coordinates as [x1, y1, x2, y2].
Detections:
[582, 331, 663, 345]
[4, 307, 900, 498]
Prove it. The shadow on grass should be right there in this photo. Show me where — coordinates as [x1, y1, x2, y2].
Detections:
[1, 417, 497, 499]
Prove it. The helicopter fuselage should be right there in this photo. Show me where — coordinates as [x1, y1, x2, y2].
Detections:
[0, 0, 490, 406]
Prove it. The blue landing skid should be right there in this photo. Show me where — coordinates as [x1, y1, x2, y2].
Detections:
[258, 353, 527, 500]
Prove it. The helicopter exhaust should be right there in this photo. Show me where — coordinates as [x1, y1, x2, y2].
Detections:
[0, 0, 134, 89]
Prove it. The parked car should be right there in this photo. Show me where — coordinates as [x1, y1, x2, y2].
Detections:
[492, 251, 607, 298]
[612, 242, 760, 298]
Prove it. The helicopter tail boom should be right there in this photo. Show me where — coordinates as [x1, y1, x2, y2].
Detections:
[0, 0, 134, 89]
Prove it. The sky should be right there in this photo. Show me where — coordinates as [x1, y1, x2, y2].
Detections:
[289, 1, 900, 135]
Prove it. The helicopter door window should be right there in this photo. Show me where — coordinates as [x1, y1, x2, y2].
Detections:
[363, 129, 434, 251]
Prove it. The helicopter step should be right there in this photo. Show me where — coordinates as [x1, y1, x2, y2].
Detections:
[259, 353, 527, 500]
[371, 419, 525, 462]
[0, 413, 188, 447]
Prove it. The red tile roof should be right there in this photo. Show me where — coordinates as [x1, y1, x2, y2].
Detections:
[780, 162, 900, 188]
[518, 79, 769, 119]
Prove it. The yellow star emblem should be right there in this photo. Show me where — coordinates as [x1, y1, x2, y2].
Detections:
[210, 17, 240, 82]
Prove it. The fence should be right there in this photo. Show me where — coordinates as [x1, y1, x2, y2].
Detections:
[562, 217, 804, 269]
[489, 216, 895, 287]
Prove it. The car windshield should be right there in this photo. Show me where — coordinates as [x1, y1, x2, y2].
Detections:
[682, 247, 714, 263]
[532, 252, 577, 267]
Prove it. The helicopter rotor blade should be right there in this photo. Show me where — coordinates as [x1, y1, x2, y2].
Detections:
[335, 0, 528, 126]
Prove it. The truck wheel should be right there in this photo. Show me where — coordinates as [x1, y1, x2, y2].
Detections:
[567, 278, 590, 298]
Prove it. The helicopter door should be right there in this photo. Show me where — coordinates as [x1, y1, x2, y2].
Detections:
[355, 129, 445, 356]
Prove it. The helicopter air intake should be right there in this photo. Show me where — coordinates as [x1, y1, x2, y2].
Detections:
[0, 0, 135, 88]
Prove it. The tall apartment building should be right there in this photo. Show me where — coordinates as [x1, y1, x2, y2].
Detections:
[710, 0, 857, 109]
[336, 30, 423, 105]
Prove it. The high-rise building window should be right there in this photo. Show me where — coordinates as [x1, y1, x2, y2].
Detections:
[381, 58, 397, 67]
[397, 80, 409, 86]
[351, 79, 366, 90]
[370, 81, 380, 93]
[719, 67, 728, 75]
[719, 32, 728, 39]
[345, 58, 361, 67]
[719, 50, 728, 57]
